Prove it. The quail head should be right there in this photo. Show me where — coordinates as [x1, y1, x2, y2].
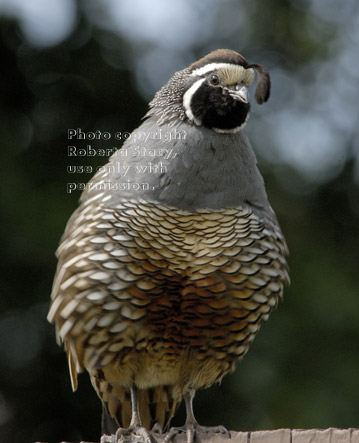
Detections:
[48, 49, 289, 443]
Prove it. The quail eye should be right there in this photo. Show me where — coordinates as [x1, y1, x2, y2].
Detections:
[209, 74, 220, 86]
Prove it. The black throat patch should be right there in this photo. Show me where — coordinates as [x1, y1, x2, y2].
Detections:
[190, 82, 250, 131]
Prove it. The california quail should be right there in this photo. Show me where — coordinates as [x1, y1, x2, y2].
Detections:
[48, 49, 289, 443]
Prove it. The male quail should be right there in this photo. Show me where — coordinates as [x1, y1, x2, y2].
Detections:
[48, 49, 289, 443]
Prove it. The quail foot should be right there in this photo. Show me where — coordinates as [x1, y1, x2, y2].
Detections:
[48, 49, 289, 443]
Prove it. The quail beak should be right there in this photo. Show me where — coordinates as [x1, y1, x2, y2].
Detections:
[229, 85, 249, 104]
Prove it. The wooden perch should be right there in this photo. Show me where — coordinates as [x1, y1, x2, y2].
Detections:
[35, 428, 359, 443]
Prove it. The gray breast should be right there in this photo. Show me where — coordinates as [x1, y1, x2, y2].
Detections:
[84, 119, 275, 224]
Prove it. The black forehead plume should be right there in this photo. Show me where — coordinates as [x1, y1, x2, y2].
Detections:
[189, 49, 271, 105]
[190, 49, 249, 71]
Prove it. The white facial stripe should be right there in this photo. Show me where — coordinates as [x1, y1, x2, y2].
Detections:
[191, 62, 247, 76]
[191, 62, 235, 76]
[182, 77, 206, 125]
[191, 62, 254, 87]
[213, 114, 249, 133]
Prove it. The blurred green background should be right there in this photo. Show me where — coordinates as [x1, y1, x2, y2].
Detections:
[1, 0, 359, 442]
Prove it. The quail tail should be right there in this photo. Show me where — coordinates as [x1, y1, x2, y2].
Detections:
[100, 384, 181, 443]
[101, 386, 152, 443]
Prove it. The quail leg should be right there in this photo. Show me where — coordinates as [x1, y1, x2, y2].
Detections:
[164, 391, 230, 443]
[101, 386, 152, 443]
[151, 422, 163, 436]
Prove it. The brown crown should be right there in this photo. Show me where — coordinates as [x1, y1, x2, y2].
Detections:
[190, 49, 249, 71]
